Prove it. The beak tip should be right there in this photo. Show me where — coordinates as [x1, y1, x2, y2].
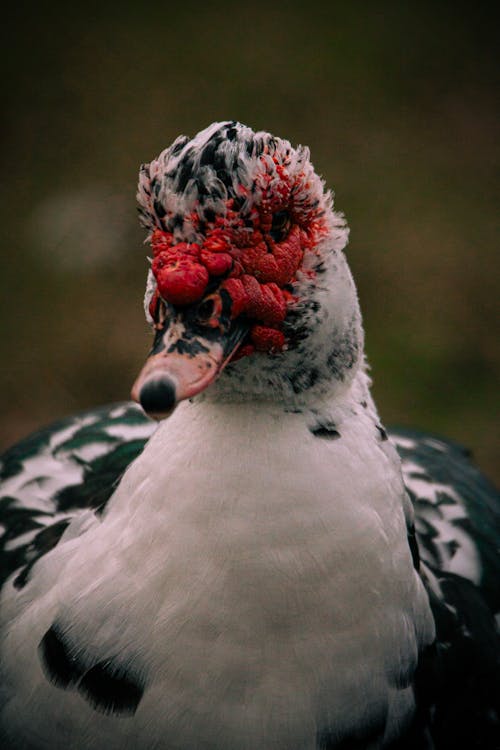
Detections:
[133, 375, 178, 420]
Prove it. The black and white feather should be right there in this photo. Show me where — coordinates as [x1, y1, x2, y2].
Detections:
[0, 121, 498, 750]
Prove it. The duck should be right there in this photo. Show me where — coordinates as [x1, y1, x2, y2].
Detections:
[0, 120, 498, 750]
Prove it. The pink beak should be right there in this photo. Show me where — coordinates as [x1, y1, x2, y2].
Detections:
[131, 315, 249, 420]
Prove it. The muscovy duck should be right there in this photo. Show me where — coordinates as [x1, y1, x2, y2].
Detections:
[0, 121, 499, 750]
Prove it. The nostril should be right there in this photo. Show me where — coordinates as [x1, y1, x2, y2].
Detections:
[139, 376, 177, 418]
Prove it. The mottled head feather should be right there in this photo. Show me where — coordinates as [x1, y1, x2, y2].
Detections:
[138, 121, 348, 330]
[137, 120, 334, 238]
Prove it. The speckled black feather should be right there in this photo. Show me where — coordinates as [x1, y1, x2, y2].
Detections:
[392, 427, 500, 748]
[0, 403, 155, 589]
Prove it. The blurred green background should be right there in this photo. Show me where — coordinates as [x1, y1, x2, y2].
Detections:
[1, 2, 498, 481]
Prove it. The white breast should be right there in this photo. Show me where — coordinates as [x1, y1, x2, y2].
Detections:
[0, 392, 434, 750]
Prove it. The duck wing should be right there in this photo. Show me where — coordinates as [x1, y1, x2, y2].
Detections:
[391, 427, 500, 749]
[0, 402, 155, 590]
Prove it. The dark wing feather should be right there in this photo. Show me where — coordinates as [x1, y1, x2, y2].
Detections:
[391, 427, 500, 610]
[0, 402, 156, 590]
[390, 427, 500, 749]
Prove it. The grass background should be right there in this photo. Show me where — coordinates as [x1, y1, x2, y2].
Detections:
[1, 1, 498, 482]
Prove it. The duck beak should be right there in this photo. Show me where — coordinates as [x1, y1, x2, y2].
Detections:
[131, 313, 249, 420]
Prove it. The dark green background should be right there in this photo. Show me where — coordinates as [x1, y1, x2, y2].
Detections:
[1, 2, 498, 481]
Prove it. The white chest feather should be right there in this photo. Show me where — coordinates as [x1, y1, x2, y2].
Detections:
[0, 398, 434, 749]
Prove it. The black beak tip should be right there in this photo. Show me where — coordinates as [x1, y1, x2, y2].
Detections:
[139, 376, 177, 419]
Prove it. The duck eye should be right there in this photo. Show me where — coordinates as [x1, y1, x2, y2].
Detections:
[196, 294, 224, 327]
[197, 298, 215, 321]
[269, 210, 291, 242]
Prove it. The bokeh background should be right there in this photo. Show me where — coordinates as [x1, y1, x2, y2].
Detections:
[1, 2, 498, 481]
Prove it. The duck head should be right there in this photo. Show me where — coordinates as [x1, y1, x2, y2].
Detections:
[131, 121, 363, 418]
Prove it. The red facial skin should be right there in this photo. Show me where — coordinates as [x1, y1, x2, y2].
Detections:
[149, 157, 327, 356]
[152, 247, 209, 306]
